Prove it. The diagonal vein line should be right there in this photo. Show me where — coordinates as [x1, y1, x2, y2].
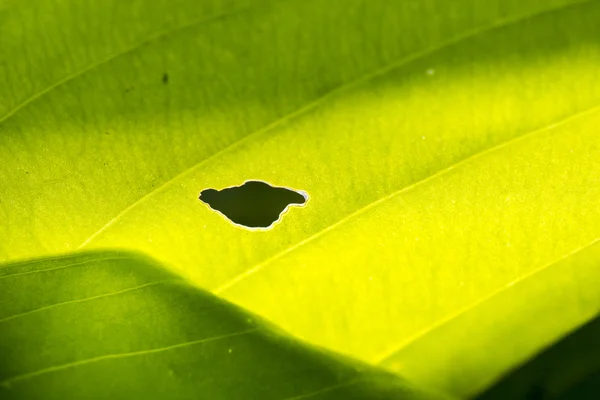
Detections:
[0, 280, 179, 323]
[1, 329, 258, 386]
[0, 253, 88, 270]
[0, 2, 258, 125]
[0, 256, 127, 280]
[283, 378, 362, 400]
[77, 0, 596, 249]
[214, 102, 600, 294]
[373, 235, 600, 364]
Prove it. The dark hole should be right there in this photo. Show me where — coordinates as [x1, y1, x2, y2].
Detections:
[162, 73, 169, 84]
[199, 180, 308, 229]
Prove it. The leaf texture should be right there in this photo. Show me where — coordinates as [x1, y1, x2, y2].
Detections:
[2, 0, 600, 397]
[0, 253, 445, 400]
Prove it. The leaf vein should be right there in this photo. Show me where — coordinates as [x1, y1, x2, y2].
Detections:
[77, 0, 596, 249]
[214, 102, 600, 293]
[0, 256, 127, 280]
[374, 235, 600, 364]
[0, 280, 179, 323]
[283, 378, 362, 400]
[0, 3, 257, 125]
[0, 329, 258, 386]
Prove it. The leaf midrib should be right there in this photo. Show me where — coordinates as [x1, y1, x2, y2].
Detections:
[78, 0, 594, 250]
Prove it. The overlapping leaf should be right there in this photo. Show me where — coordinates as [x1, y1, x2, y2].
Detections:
[0, 253, 445, 399]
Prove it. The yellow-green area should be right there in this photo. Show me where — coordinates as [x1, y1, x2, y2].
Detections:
[1, 0, 600, 398]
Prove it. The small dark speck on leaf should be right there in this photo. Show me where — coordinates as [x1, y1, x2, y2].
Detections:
[162, 73, 169, 84]
[199, 180, 308, 229]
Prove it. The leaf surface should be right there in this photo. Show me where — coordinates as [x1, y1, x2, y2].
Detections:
[0, 253, 444, 400]
[2, 0, 600, 397]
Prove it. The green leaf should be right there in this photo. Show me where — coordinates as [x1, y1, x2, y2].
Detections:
[478, 308, 600, 399]
[0, 253, 445, 400]
[2, 0, 600, 397]
[380, 234, 600, 396]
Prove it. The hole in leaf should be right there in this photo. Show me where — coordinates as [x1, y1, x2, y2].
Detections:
[199, 180, 308, 230]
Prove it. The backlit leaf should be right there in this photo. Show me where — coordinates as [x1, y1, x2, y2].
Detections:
[2, 0, 600, 397]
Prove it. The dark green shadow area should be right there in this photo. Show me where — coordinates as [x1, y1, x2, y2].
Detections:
[0, 251, 445, 400]
[199, 180, 308, 229]
[478, 312, 600, 400]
